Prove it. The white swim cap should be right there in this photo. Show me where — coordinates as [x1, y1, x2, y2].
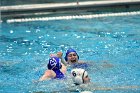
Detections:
[71, 68, 88, 85]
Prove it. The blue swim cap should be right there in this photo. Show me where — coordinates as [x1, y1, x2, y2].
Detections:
[64, 48, 79, 61]
[48, 57, 62, 70]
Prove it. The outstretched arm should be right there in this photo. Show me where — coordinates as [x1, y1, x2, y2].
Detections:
[57, 52, 67, 66]
[50, 52, 67, 66]
[39, 70, 51, 81]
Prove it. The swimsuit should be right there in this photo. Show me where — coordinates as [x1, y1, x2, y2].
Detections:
[53, 69, 65, 79]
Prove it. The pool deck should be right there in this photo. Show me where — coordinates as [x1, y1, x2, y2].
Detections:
[1, 0, 140, 12]
[1, 0, 140, 21]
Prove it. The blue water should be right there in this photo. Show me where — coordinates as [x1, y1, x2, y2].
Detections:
[0, 15, 140, 93]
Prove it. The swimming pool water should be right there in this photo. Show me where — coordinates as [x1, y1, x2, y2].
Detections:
[0, 15, 140, 93]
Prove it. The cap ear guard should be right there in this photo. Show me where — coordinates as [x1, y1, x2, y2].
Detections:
[65, 48, 79, 61]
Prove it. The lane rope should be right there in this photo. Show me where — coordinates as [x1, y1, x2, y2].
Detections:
[6, 11, 140, 23]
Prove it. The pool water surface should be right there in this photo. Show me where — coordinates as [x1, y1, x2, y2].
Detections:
[0, 15, 140, 93]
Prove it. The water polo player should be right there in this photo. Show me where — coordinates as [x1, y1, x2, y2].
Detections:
[39, 57, 67, 81]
